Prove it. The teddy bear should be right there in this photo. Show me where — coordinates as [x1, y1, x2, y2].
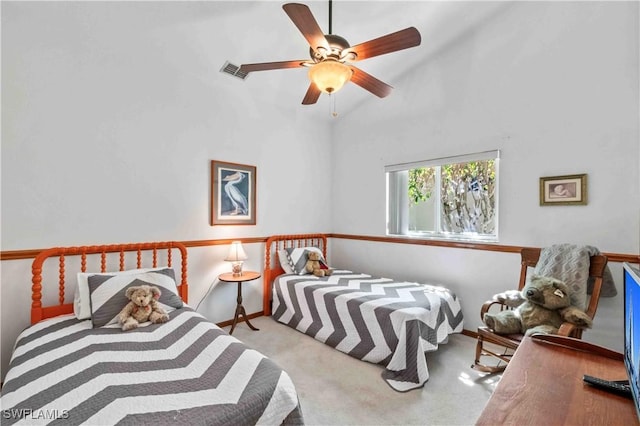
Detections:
[483, 275, 592, 336]
[118, 285, 169, 331]
[305, 251, 333, 277]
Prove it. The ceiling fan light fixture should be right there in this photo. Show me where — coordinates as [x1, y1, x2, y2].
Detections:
[239, 2, 422, 105]
[308, 59, 353, 94]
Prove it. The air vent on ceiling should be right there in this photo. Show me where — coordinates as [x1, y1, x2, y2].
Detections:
[220, 61, 249, 80]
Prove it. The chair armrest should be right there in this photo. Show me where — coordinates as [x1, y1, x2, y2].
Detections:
[557, 322, 588, 339]
[557, 322, 576, 336]
[479, 300, 509, 320]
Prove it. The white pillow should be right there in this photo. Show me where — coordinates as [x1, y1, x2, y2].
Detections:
[73, 266, 167, 320]
[277, 249, 295, 274]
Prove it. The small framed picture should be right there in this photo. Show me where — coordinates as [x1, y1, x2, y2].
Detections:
[211, 160, 256, 225]
[539, 174, 587, 206]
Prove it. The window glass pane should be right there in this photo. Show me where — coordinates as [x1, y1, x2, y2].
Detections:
[386, 151, 499, 242]
[440, 160, 496, 235]
[408, 167, 437, 233]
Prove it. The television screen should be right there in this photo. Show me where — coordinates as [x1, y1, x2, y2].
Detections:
[624, 262, 640, 420]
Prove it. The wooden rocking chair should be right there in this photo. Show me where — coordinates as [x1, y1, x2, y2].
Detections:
[472, 247, 608, 373]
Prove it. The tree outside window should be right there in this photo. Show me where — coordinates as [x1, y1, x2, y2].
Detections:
[387, 151, 499, 241]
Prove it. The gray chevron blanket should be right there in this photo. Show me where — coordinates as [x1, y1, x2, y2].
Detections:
[1, 308, 303, 425]
[272, 270, 464, 392]
[533, 244, 616, 310]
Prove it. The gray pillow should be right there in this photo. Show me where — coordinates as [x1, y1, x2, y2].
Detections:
[277, 249, 295, 274]
[88, 267, 183, 328]
[285, 246, 326, 275]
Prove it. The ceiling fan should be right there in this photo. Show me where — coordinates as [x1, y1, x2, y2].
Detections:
[239, 1, 422, 105]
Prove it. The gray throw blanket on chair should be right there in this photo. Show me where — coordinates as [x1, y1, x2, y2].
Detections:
[533, 243, 616, 311]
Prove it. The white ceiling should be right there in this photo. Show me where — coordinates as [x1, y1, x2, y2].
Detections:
[193, 1, 513, 119]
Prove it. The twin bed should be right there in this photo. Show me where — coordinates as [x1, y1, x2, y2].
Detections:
[1, 242, 303, 425]
[263, 234, 464, 392]
[2, 234, 463, 424]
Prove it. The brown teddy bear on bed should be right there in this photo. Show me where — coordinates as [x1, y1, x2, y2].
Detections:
[118, 285, 169, 331]
[305, 251, 333, 277]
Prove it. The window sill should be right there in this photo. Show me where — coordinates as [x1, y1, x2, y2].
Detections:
[390, 233, 499, 244]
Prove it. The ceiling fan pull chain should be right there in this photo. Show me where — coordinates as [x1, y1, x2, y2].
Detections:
[331, 94, 338, 118]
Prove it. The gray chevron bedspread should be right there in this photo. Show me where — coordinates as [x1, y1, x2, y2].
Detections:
[272, 270, 464, 392]
[1, 308, 303, 426]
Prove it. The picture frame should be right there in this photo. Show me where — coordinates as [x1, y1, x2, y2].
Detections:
[539, 173, 587, 206]
[211, 160, 256, 225]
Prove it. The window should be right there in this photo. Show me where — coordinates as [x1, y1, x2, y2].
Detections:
[386, 150, 499, 242]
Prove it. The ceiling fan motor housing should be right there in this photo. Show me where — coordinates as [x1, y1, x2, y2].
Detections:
[310, 34, 356, 63]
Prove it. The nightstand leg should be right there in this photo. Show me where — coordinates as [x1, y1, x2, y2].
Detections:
[239, 305, 259, 331]
[229, 282, 259, 334]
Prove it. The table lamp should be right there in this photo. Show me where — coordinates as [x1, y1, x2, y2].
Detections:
[225, 241, 248, 276]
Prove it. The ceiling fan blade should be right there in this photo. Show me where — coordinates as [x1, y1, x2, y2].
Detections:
[349, 66, 393, 98]
[239, 60, 308, 73]
[283, 3, 330, 54]
[348, 27, 421, 61]
[302, 83, 321, 105]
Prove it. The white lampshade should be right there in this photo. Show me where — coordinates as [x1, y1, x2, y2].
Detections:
[225, 241, 248, 276]
[308, 60, 353, 94]
[225, 241, 248, 262]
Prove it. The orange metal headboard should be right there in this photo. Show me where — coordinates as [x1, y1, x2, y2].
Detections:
[31, 241, 188, 324]
[263, 234, 327, 316]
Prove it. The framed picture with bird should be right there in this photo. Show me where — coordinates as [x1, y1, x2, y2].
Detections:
[211, 160, 256, 225]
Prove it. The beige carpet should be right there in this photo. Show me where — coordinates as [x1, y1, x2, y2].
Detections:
[229, 317, 499, 426]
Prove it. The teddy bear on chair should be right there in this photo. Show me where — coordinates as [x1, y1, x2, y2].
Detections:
[483, 275, 592, 336]
[118, 285, 169, 331]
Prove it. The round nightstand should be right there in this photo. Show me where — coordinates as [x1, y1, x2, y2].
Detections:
[218, 271, 261, 334]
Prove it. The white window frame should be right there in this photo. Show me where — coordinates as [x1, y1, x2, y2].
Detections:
[385, 150, 500, 242]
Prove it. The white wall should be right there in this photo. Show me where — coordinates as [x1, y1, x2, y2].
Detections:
[1, 1, 638, 381]
[0, 2, 332, 381]
[330, 1, 639, 351]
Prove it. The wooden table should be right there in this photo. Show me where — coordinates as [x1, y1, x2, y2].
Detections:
[218, 271, 261, 335]
[476, 334, 639, 425]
